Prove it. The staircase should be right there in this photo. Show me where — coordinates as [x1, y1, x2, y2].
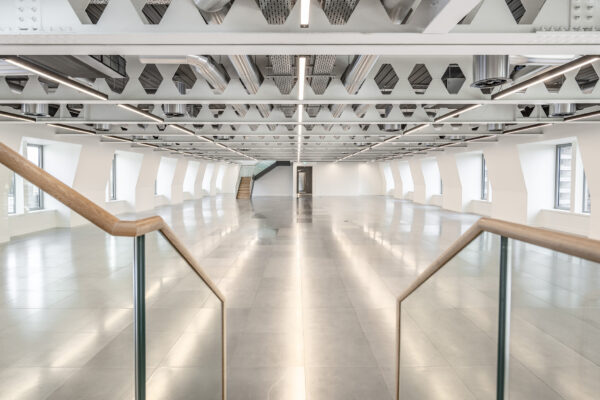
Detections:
[237, 177, 252, 199]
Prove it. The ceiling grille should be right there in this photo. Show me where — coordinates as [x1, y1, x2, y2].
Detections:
[256, 0, 296, 24]
[269, 55, 296, 95]
[320, 0, 360, 24]
[309, 55, 336, 95]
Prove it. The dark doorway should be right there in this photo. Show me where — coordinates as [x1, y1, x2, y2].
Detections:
[297, 166, 312, 196]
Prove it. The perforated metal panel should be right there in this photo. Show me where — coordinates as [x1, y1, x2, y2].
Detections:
[309, 55, 336, 95]
[269, 55, 296, 95]
[256, 0, 296, 24]
[320, 0, 360, 24]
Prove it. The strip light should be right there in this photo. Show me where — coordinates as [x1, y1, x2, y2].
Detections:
[297, 57, 306, 162]
[298, 57, 307, 101]
[170, 124, 195, 136]
[492, 55, 599, 100]
[48, 123, 95, 135]
[503, 123, 552, 135]
[564, 109, 600, 122]
[4, 57, 109, 101]
[403, 123, 430, 135]
[118, 104, 164, 123]
[434, 104, 482, 123]
[300, 0, 310, 27]
[0, 110, 36, 122]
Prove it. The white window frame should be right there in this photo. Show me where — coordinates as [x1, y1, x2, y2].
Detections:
[554, 143, 572, 211]
[7, 171, 16, 214]
[583, 172, 591, 213]
[481, 154, 489, 201]
[25, 144, 44, 211]
[108, 154, 117, 201]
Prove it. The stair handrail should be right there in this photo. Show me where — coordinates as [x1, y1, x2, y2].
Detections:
[0, 142, 226, 400]
[395, 217, 600, 400]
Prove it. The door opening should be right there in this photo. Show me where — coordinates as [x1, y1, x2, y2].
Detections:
[297, 166, 312, 197]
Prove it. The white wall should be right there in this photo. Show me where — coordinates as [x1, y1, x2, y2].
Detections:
[253, 166, 293, 196]
[0, 123, 205, 242]
[291, 162, 384, 197]
[398, 123, 599, 238]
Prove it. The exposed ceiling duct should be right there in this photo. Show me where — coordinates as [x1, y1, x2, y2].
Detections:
[548, 103, 575, 117]
[380, 0, 418, 24]
[162, 104, 186, 117]
[309, 55, 336, 95]
[487, 123, 504, 132]
[471, 55, 510, 89]
[193, 0, 232, 24]
[94, 123, 111, 132]
[342, 55, 379, 95]
[321, 0, 360, 24]
[21, 55, 126, 79]
[268, 55, 296, 95]
[227, 55, 272, 118]
[139, 55, 229, 94]
[353, 104, 370, 118]
[22, 103, 49, 117]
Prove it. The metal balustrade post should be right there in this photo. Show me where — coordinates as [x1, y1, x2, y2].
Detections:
[497, 236, 511, 400]
[134, 235, 146, 400]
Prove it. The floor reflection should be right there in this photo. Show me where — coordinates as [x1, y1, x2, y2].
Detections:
[0, 196, 598, 399]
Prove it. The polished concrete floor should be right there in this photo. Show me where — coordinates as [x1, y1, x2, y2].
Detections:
[0, 196, 598, 399]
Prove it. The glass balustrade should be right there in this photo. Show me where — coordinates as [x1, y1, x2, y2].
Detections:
[0, 222, 135, 399]
[144, 230, 224, 400]
[398, 232, 501, 399]
[398, 231, 600, 400]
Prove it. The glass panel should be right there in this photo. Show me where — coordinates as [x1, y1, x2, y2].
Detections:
[0, 221, 134, 398]
[508, 240, 600, 399]
[399, 232, 500, 398]
[555, 144, 572, 210]
[145, 230, 223, 400]
[24, 144, 44, 211]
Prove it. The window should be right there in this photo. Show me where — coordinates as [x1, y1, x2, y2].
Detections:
[481, 154, 489, 201]
[108, 154, 117, 200]
[7, 171, 15, 214]
[25, 144, 44, 211]
[554, 144, 572, 210]
[583, 173, 591, 213]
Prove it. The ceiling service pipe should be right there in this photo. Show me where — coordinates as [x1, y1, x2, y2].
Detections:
[139, 55, 229, 94]
[193, 0, 232, 24]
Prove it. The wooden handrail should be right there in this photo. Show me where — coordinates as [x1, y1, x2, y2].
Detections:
[0, 142, 225, 302]
[395, 216, 600, 399]
[397, 217, 600, 304]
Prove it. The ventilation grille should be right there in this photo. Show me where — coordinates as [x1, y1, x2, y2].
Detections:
[505, 0, 525, 23]
[256, 0, 296, 24]
[321, 0, 360, 24]
[269, 55, 296, 95]
[374, 64, 398, 94]
[309, 55, 336, 95]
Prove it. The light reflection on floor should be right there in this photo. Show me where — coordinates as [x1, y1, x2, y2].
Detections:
[0, 196, 598, 399]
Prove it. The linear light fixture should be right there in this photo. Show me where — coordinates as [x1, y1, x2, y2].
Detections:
[403, 123, 430, 135]
[170, 124, 195, 136]
[564, 109, 600, 122]
[47, 123, 95, 135]
[297, 124, 303, 162]
[434, 104, 482, 123]
[117, 104, 164, 123]
[492, 55, 600, 100]
[0, 110, 36, 122]
[298, 56, 307, 101]
[3, 57, 109, 101]
[503, 123, 552, 135]
[300, 0, 310, 27]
